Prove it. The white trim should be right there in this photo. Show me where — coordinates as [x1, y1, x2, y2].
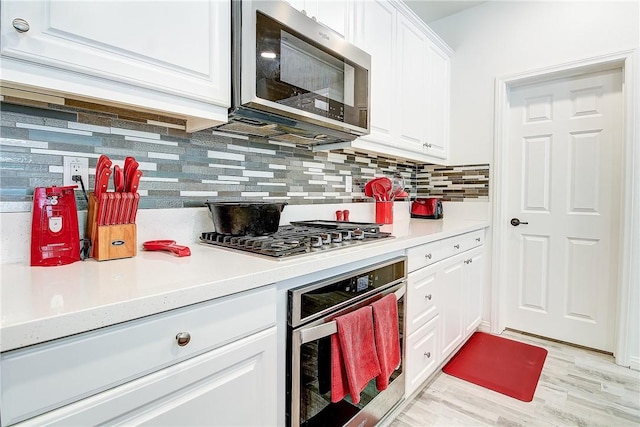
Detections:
[491, 49, 638, 366]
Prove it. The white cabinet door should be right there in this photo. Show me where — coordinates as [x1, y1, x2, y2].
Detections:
[463, 248, 484, 336]
[0, 0, 229, 131]
[286, 0, 347, 36]
[424, 41, 451, 159]
[439, 256, 464, 359]
[396, 14, 428, 150]
[352, 0, 396, 141]
[16, 328, 278, 427]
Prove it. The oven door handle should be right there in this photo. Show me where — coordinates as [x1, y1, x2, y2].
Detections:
[298, 284, 405, 345]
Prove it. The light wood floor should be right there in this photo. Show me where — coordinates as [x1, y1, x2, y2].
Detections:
[391, 330, 640, 426]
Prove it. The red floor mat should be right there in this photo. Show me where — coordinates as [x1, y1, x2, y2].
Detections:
[442, 332, 548, 402]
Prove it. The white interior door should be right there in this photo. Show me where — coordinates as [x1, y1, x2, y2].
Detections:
[504, 68, 623, 352]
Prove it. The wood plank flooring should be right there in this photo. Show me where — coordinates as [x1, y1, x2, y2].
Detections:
[391, 330, 640, 426]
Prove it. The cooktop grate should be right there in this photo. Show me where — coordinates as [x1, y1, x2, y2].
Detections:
[199, 222, 392, 259]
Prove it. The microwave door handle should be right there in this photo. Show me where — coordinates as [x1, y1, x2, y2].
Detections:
[297, 284, 406, 345]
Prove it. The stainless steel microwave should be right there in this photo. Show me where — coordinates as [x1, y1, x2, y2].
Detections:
[218, 0, 371, 145]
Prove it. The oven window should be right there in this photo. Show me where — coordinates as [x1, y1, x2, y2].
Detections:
[255, 11, 368, 128]
[299, 337, 401, 427]
[297, 322, 403, 426]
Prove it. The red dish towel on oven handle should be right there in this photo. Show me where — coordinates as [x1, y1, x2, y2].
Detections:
[371, 293, 401, 391]
[331, 305, 382, 404]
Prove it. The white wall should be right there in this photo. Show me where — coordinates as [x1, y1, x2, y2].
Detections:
[430, 0, 640, 367]
[431, 0, 639, 165]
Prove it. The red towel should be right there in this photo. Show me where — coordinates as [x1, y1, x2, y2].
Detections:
[371, 293, 401, 390]
[331, 306, 381, 404]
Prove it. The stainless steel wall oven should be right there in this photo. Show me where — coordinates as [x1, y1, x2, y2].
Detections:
[287, 258, 406, 427]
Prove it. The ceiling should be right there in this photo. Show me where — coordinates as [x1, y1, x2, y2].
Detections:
[403, 0, 485, 23]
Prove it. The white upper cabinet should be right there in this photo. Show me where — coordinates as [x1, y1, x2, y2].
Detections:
[352, 0, 397, 140]
[396, 14, 429, 149]
[424, 41, 451, 160]
[335, 0, 452, 164]
[0, 0, 230, 132]
[286, 0, 348, 36]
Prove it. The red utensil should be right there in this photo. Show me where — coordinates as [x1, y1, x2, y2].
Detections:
[128, 170, 143, 193]
[142, 240, 191, 257]
[104, 193, 115, 225]
[94, 166, 112, 199]
[364, 179, 375, 198]
[98, 192, 109, 226]
[373, 177, 392, 201]
[124, 157, 139, 192]
[130, 193, 140, 223]
[113, 165, 124, 192]
[121, 193, 133, 224]
[110, 192, 122, 225]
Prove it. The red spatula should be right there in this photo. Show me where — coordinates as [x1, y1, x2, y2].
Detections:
[142, 240, 191, 257]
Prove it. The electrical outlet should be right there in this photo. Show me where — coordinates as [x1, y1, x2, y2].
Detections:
[63, 156, 89, 188]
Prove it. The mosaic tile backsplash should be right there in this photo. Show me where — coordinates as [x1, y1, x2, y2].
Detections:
[0, 97, 489, 211]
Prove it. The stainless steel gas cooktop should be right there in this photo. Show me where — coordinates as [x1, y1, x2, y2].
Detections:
[199, 220, 392, 259]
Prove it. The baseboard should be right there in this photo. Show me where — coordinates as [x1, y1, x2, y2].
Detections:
[630, 356, 640, 371]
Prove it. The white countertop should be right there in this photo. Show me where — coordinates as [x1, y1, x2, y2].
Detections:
[0, 202, 489, 352]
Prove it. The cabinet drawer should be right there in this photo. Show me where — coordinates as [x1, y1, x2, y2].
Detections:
[438, 229, 485, 260]
[405, 315, 439, 397]
[407, 229, 485, 272]
[406, 266, 438, 335]
[13, 327, 277, 427]
[407, 240, 442, 272]
[1, 286, 276, 426]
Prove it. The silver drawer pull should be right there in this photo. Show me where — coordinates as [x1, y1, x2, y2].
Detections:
[424, 352, 431, 358]
[464, 259, 473, 264]
[476, 237, 481, 242]
[425, 253, 432, 259]
[12, 18, 30, 33]
[175, 332, 191, 346]
[454, 244, 460, 249]
[425, 294, 432, 300]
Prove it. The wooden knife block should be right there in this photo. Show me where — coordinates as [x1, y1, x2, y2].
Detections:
[87, 192, 137, 261]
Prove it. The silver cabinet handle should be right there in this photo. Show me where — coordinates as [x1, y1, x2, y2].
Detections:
[464, 259, 473, 264]
[423, 143, 432, 148]
[454, 244, 460, 249]
[425, 294, 432, 300]
[425, 253, 432, 259]
[476, 237, 481, 242]
[424, 352, 431, 358]
[175, 332, 191, 346]
[12, 18, 30, 33]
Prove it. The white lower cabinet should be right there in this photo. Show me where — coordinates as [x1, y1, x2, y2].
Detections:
[1, 286, 277, 427]
[405, 231, 485, 397]
[405, 316, 440, 396]
[17, 328, 277, 427]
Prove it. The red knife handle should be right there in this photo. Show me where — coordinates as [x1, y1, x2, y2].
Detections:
[128, 170, 142, 193]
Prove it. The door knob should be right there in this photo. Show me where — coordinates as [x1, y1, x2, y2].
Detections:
[510, 218, 529, 226]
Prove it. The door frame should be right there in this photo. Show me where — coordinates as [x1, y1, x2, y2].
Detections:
[491, 49, 638, 367]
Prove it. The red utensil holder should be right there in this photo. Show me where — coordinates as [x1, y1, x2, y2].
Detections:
[375, 201, 393, 224]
